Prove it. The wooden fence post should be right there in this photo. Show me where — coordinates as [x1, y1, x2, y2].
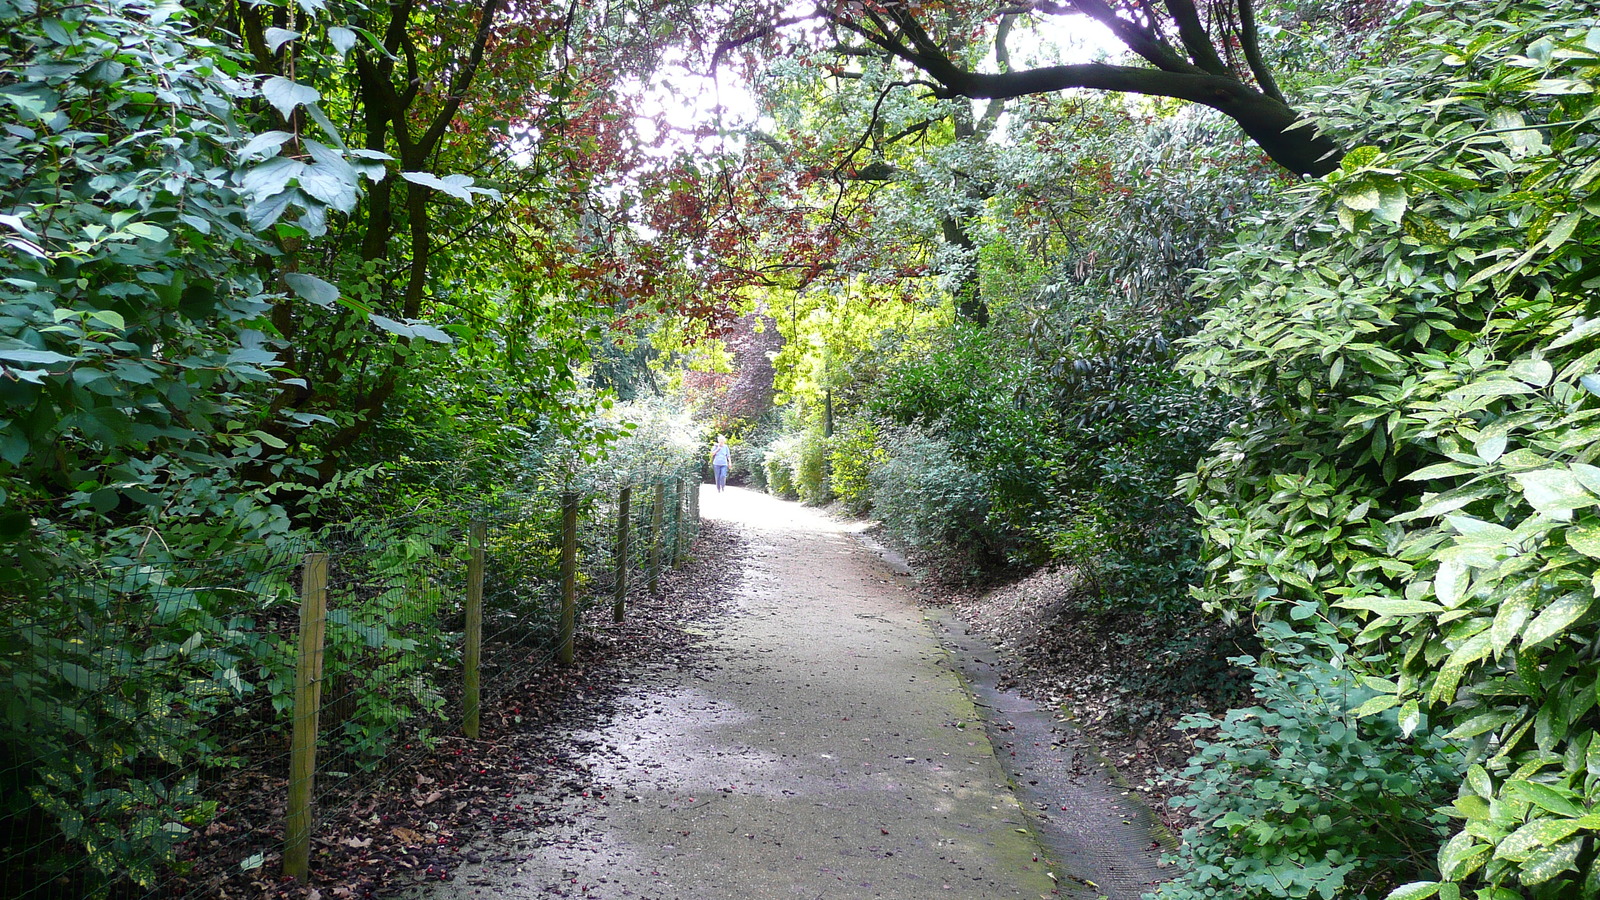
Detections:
[463, 520, 485, 739]
[284, 552, 328, 880]
[613, 486, 630, 624]
[667, 477, 681, 568]
[559, 492, 578, 665]
[674, 477, 689, 566]
[649, 480, 665, 593]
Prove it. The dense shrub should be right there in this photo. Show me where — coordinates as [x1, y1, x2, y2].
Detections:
[868, 426, 1001, 574]
[869, 325, 1055, 555]
[1154, 616, 1465, 900]
[763, 434, 801, 500]
[0, 1, 306, 889]
[1036, 366, 1233, 620]
[829, 417, 884, 516]
[3, 566, 291, 892]
[1180, 2, 1600, 895]
[733, 440, 768, 490]
[794, 427, 831, 505]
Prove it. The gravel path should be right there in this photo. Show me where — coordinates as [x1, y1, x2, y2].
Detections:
[406, 486, 1159, 900]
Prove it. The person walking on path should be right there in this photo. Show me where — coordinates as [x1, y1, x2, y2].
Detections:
[709, 435, 731, 492]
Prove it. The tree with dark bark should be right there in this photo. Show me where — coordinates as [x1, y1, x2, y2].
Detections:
[718, 0, 1346, 176]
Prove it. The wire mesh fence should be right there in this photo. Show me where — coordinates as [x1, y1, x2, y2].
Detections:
[0, 463, 704, 899]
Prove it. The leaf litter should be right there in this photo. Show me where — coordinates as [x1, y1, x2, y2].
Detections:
[171, 521, 742, 899]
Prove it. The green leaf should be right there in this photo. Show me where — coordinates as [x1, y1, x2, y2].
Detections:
[1489, 107, 1543, 156]
[400, 171, 477, 203]
[283, 272, 339, 308]
[1521, 837, 1582, 885]
[1476, 425, 1509, 463]
[1508, 357, 1553, 387]
[261, 76, 321, 120]
[368, 314, 415, 338]
[0, 428, 28, 466]
[1350, 693, 1400, 717]
[1398, 699, 1422, 737]
[328, 26, 358, 54]
[1539, 212, 1582, 252]
[1566, 521, 1600, 559]
[1385, 883, 1440, 900]
[1497, 818, 1579, 862]
[237, 130, 293, 163]
[1440, 830, 1489, 879]
[1405, 461, 1481, 480]
[1447, 710, 1519, 740]
[1341, 146, 1382, 171]
[1435, 556, 1469, 607]
[1505, 781, 1585, 818]
[1376, 182, 1408, 224]
[1491, 582, 1536, 655]
[1341, 180, 1383, 211]
[122, 222, 168, 243]
[58, 661, 99, 690]
[1432, 631, 1492, 704]
[241, 155, 304, 200]
[1447, 378, 1535, 401]
[1335, 597, 1443, 616]
[1523, 592, 1592, 647]
[1548, 317, 1600, 350]
[264, 27, 300, 52]
[1572, 464, 1600, 496]
[1514, 469, 1597, 516]
[0, 348, 74, 366]
[408, 322, 453, 344]
[297, 163, 359, 212]
[87, 309, 125, 331]
[1467, 764, 1494, 798]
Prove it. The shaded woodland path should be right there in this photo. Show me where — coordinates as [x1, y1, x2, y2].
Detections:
[408, 486, 1164, 900]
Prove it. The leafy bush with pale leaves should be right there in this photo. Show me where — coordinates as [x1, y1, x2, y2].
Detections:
[867, 426, 1001, 573]
[1180, 2, 1600, 896]
[764, 433, 801, 500]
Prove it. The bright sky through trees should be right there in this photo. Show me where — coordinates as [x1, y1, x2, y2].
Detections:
[634, 10, 1125, 158]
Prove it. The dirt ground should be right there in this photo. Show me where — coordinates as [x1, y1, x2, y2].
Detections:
[907, 561, 1249, 836]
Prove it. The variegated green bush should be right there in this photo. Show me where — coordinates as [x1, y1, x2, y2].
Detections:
[1182, 2, 1600, 896]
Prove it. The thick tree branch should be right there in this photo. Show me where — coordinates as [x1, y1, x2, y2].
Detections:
[1237, 0, 1285, 103]
[927, 61, 1337, 175]
[1039, 0, 1198, 74]
[712, 13, 815, 73]
[1160, 0, 1230, 76]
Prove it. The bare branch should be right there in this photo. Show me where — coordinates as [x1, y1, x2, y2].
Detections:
[1160, 0, 1231, 75]
[1046, 0, 1199, 74]
[712, 14, 818, 74]
[415, 0, 503, 159]
[1237, 0, 1285, 103]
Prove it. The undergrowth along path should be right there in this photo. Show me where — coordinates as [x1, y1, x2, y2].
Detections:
[412, 486, 1153, 900]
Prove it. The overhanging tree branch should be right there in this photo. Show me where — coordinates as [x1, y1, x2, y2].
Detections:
[820, 1, 1342, 175]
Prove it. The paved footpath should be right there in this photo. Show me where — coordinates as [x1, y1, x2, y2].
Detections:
[414, 487, 1069, 900]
